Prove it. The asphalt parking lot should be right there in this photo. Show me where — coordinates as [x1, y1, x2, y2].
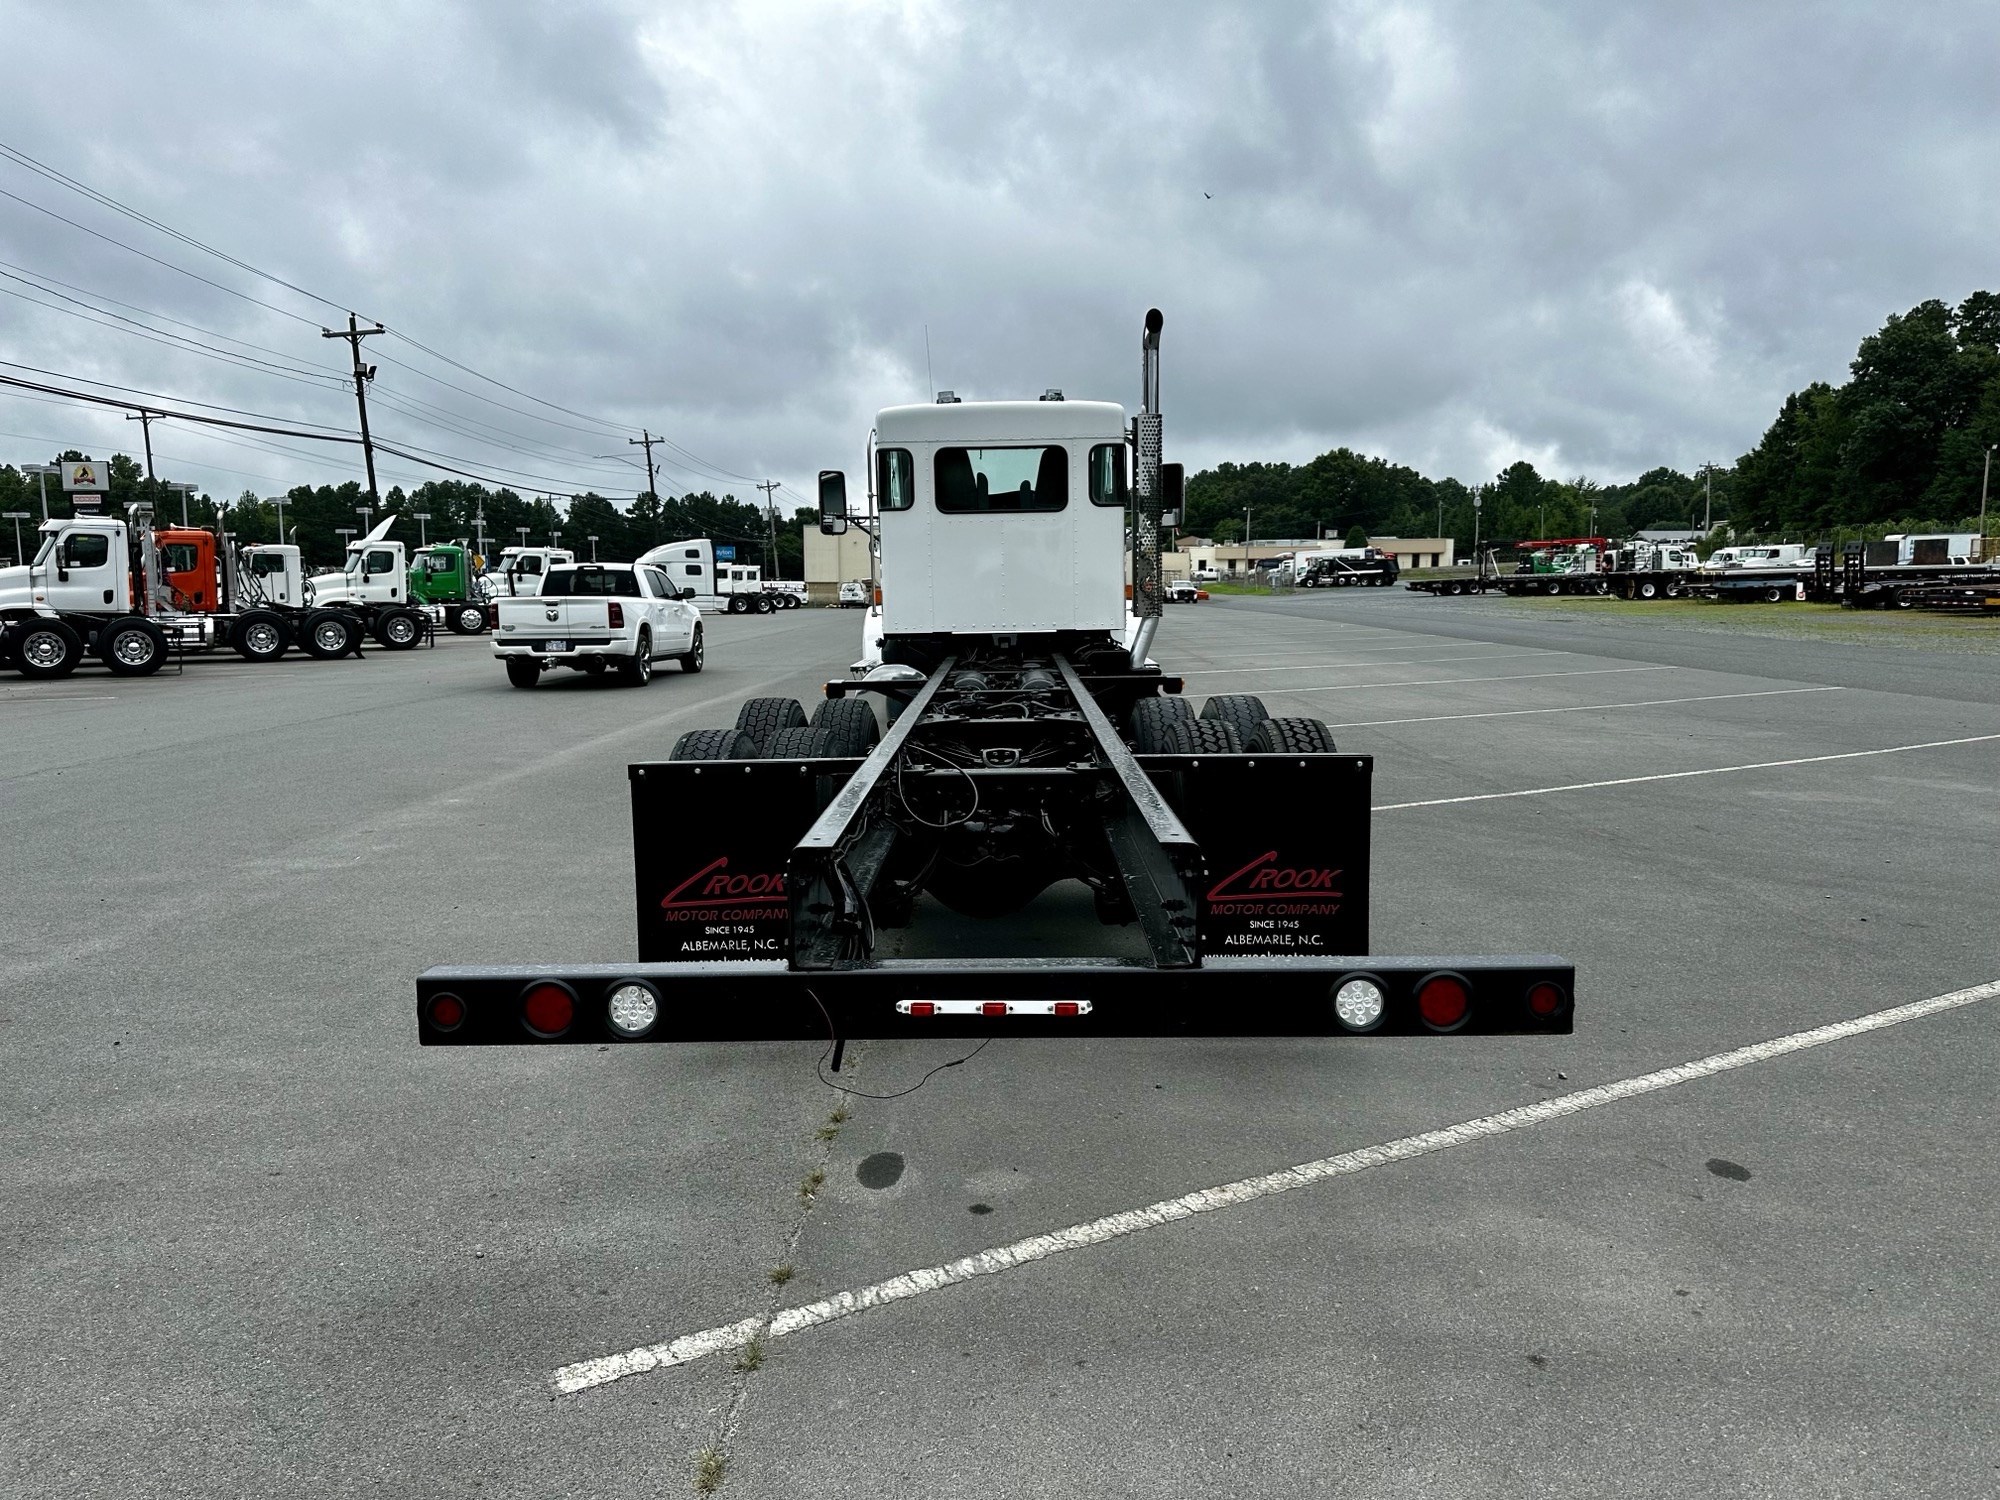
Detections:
[5, 593, 1998, 1499]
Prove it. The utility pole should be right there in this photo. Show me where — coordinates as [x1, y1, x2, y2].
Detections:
[322, 313, 386, 503]
[473, 494, 486, 560]
[757, 479, 781, 578]
[629, 429, 661, 510]
[125, 410, 159, 491]
[1243, 505, 1251, 576]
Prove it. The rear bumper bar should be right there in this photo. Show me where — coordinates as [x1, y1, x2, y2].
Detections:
[416, 955, 1574, 1044]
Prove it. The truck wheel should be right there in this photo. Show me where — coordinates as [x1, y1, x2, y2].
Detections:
[15, 618, 83, 679]
[763, 725, 835, 758]
[1637, 579, 1660, 599]
[736, 695, 808, 749]
[374, 609, 423, 650]
[809, 696, 878, 755]
[99, 616, 168, 676]
[1245, 717, 1338, 754]
[727, 596, 747, 614]
[452, 603, 488, 635]
[504, 657, 541, 689]
[1162, 717, 1242, 754]
[754, 595, 775, 614]
[670, 727, 758, 760]
[301, 610, 356, 660]
[1129, 694, 1194, 752]
[619, 629, 654, 685]
[235, 610, 289, 662]
[1199, 694, 1269, 743]
[1762, 586, 1785, 603]
[1544, 579, 1562, 595]
[677, 626, 704, 674]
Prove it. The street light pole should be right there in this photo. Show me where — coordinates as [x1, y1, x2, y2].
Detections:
[412, 510, 431, 547]
[355, 505, 374, 539]
[1243, 505, 1251, 576]
[3, 510, 27, 563]
[24, 463, 55, 520]
[587, 534, 599, 561]
[265, 495, 288, 544]
[167, 482, 198, 527]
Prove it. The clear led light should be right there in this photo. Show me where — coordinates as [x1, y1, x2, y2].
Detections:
[606, 982, 660, 1038]
[1333, 977, 1386, 1032]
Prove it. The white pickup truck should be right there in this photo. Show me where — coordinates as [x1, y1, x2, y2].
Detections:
[492, 562, 703, 688]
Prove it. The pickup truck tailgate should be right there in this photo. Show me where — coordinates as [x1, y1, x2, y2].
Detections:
[498, 597, 615, 632]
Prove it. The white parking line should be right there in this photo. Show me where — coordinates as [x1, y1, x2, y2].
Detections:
[1253, 665, 1680, 696]
[1181, 651, 1556, 676]
[1376, 733, 2000, 811]
[552, 978, 2000, 1395]
[1324, 685, 1845, 729]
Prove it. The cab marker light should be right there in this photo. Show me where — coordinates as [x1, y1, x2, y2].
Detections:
[606, 981, 661, 1039]
[1415, 971, 1472, 1032]
[521, 981, 577, 1039]
[426, 992, 466, 1032]
[1331, 974, 1387, 1032]
[896, 1000, 1093, 1017]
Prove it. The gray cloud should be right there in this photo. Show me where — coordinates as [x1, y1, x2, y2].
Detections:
[2, 0, 1995, 508]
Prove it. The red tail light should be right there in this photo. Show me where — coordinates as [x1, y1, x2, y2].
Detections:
[1415, 973, 1471, 1031]
[907, 1002, 936, 1017]
[522, 982, 576, 1037]
[980, 1001, 1007, 1017]
[608, 601, 624, 628]
[1053, 1001, 1080, 1018]
[426, 993, 466, 1031]
[1526, 981, 1567, 1018]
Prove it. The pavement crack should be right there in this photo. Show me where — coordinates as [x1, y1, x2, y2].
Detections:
[692, 1048, 864, 1492]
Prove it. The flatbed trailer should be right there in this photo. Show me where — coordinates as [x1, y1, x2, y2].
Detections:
[415, 311, 1573, 1053]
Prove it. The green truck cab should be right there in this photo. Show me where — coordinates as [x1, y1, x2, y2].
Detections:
[408, 544, 491, 634]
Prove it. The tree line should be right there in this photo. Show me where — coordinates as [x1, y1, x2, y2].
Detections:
[1182, 290, 2000, 555]
[8, 289, 1994, 570]
[0, 454, 817, 574]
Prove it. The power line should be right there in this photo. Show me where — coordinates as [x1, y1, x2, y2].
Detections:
[0, 139, 351, 315]
[0, 358, 357, 432]
[0, 370, 363, 443]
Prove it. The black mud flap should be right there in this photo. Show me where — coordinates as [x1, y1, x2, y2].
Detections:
[630, 758, 863, 962]
[1145, 751, 1370, 957]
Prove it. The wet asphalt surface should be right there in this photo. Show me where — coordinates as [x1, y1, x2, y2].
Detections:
[4, 591, 1997, 1498]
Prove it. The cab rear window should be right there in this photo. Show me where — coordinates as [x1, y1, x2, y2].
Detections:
[543, 568, 640, 596]
[934, 446, 1068, 513]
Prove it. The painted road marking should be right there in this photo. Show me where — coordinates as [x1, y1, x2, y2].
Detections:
[1323, 685, 1845, 729]
[1251, 664, 1680, 696]
[1180, 650, 1557, 675]
[1376, 733, 2000, 811]
[551, 978, 2000, 1395]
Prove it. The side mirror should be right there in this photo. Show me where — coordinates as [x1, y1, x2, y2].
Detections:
[681, 587, 698, 601]
[819, 470, 849, 536]
[1159, 462, 1184, 530]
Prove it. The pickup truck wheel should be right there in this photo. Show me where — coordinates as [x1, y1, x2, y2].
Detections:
[373, 609, 423, 649]
[99, 616, 168, 676]
[677, 626, 704, 673]
[809, 696, 878, 755]
[1199, 694, 1269, 744]
[1129, 694, 1194, 752]
[452, 603, 488, 634]
[16, 618, 83, 679]
[670, 727, 758, 760]
[301, 610, 356, 660]
[505, 657, 541, 689]
[736, 695, 808, 749]
[1162, 717, 1242, 754]
[618, 630, 654, 685]
[1245, 717, 1339, 754]
[234, 610, 288, 662]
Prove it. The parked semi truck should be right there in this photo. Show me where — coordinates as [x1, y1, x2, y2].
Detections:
[415, 310, 1574, 1052]
[635, 538, 788, 612]
[0, 504, 431, 678]
[407, 542, 493, 634]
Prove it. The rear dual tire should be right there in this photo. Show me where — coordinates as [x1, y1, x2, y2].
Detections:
[14, 618, 83, 679]
[99, 616, 168, 676]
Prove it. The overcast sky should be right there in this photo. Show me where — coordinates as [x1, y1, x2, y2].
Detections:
[2, 0, 1996, 511]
